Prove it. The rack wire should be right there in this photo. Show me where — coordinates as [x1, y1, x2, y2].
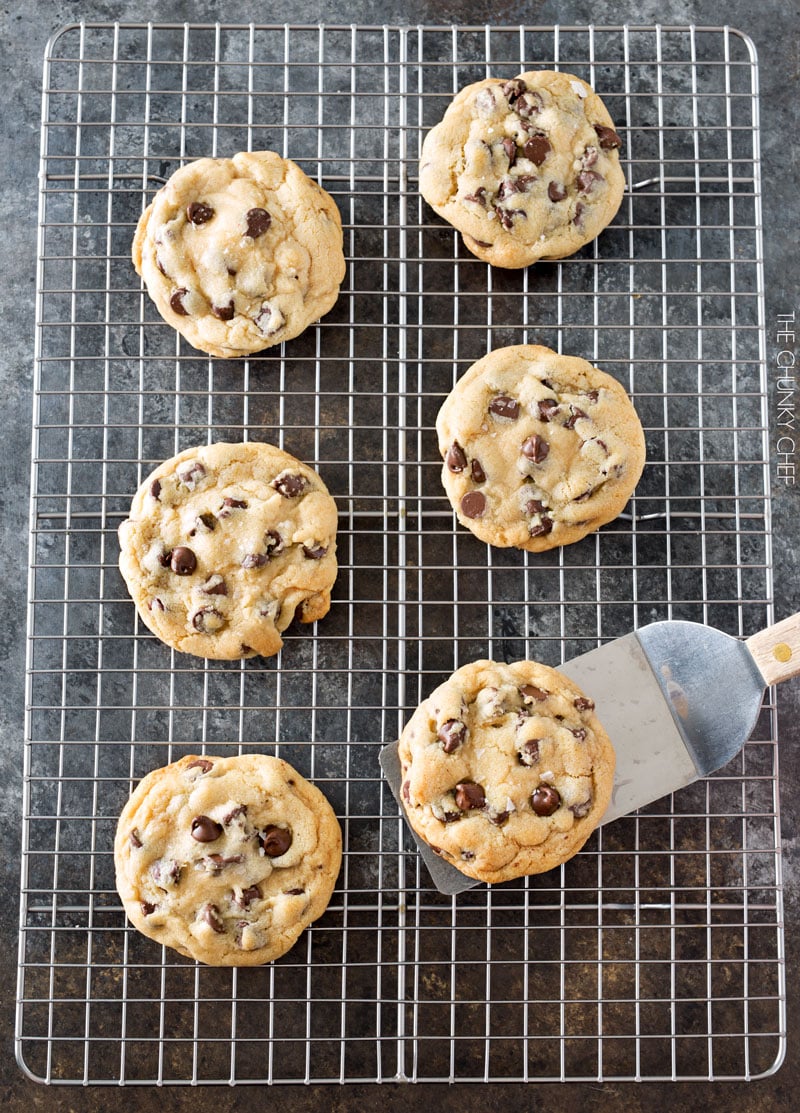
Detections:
[16, 22, 784, 1085]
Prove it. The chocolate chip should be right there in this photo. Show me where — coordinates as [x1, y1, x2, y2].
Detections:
[177, 460, 206, 489]
[151, 859, 182, 887]
[582, 145, 599, 168]
[226, 266, 237, 277]
[260, 825, 292, 857]
[574, 696, 595, 711]
[303, 543, 328, 559]
[502, 77, 527, 102]
[440, 811, 461, 824]
[254, 305, 273, 332]
[446, 441, 467, 473]
[203, 853, 244, 871]
[401, 780, 411, 803]
[521, 434, 549, 463]
[523, 135, 551, 165]
[538, 398, 559, 422]
[577, 169, 603, 193]
[548, 181, 567, 203]
[185, 758, 213, 773]
[460, 491, 486, 519]
[155, 253, 168, 277]
[526, 499, 547, 516]
[149, 597, 166, 612]
[573, 201, 585, 226]
[564, 407, 587, 430]
[496, 206, 516, 231]
[245, 207, 271, 237]
[461, 850, 475, 861]
[140, 901, 157, 916]
[272, 473, 307, 498]
[187, 201, 214, 224]
[129, 828, 142, 848]
[201, 903, 225, 933]
[502, 136, 517, 165]
[521, 684, 548, 702]
[242, 553, 268, 568]
[571, 727, 588, 740]
[594, 124, 622, 150]
[463, 187, 487, 206]
[437, 718, 466, 754]
[518, 739, 540, 766]
[201, 574, 227, 595]
[191, 815, 223, 842]
[169, 288, 189, 316]
[570, 797, 593, 818]
[217, 496, 248, 518]
[192, 605, 225, 633]
[170, 546, 196, 575]
[585, 389, 600, 403]
[150, 479, 161, 500]
[223, 804, 247, 824]
[531, 785, 561, 816]
[159, 548, 171, 567]
[212, 300, 235, 321]
[194, 511, 217, 533]
[529, 517, 553, 538]
[489, 810, 510, 827]
[489, 393, 520, 420]
[455, 782, 486, 811]
[471, 239, 493, 248]
[284, 887, 305, 896]
[237, 884, 262, 908]
[471, 458, 486, 484]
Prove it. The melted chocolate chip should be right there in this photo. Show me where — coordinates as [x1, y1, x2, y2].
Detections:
[571, 797, 593, 818]
[577, 169, 603, 193]
[203, 853, 244, 871]
[201, 575, 227, 596]
[303, 543, 328, 560]
[548, 181, 567, 203]
[192, 605, 224, 633]
[217, 496, 248, 518]
[212, 300, 235, 321]
[461, 850, 475, 861]
[151, 859, 182, 887]
[471, 458, 486, 484]
[245, 207, 271, 237]
[191, 815, 223, 842]
[521, 434, 549, 463]
[502, 77, 527, 102]
[155, 253, 169, 277]
[489, 393, 520, 420]
[582, 145, 599, 168]
[446, 442, 467, 473]
[254, 305, 273, 333]
[169, 546, 196, 576]
[140, 901, 157, 916]
[574, 696, 595, 711]
[150, 479, 161, 500]
[502, 136, 517, 165]
[526, 499, 547, 516]
[129, 828, 142, 848]
[571, 727, 588, 741]
[538, 398, 559, 422]
[489, 810, 510, 827]
[455, 782, 486, 811]
[585, 389, 600, 404]
[529, 517, 553, 538]
[186, 758, 213, 773]
[169, 288, 189, 316]
[260, 825, 292, 857]
[573, 201, 586, 226]
[223, 804, 247, 825]
[149, 597, 166, 612]
[437, 718, 467, 754]
[201, 903, 225, 933]
[401, 780, 411, 803]
[194, 511, 217, 534]
[284, 887, 305, 896]
[177, 461, 206, 488]
[239, 884, 262, 908]
[531, 785, 561, 816]
[595, 124, 622, 150]
[460, 490, 487, 519]
[272, 473, 307, 498]
[242, 553, 267, 568]
[564, 407, 587, 430]
[518, 739, 540, 766]
[521, 684, 548, 702]
[187, 201, 214, 225]
[463, 186, 487, 206]
[523, 134, 552, 165]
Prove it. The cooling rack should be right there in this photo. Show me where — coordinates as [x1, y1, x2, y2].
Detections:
[16, 22, 784, 1085]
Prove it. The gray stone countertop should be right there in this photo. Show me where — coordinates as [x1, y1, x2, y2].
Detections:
[1, 0, 797, 1109]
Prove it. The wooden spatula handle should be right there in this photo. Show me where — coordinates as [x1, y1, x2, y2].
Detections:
[746, 612, 800, 685]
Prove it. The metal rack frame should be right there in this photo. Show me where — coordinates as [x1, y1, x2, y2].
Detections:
[16, 22, 784, 1085]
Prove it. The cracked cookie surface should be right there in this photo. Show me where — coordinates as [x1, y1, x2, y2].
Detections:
[419, 71, 625, 267]
[118, 441, 338, 659]
[397, 659, 615, 883]
[436, 344, 646, 552]
[114, 753, 342, 965]
[133, 151, 346, 358]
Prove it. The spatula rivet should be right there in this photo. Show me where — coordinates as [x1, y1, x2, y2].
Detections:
[773, 642, 792, 663]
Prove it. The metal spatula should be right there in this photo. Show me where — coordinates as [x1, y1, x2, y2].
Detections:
[380, 613, 800, 894]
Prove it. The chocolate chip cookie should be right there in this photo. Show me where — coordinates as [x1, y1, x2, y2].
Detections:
[133, 151, 346, 358]
[419, 71, 625, 267]
[118, 441, 338, 659]
[397, 659, 615, 883]
[114, 753, 342, 965]
[436, 344, 646, 551]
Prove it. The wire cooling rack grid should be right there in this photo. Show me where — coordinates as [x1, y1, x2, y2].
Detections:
[17, 23, 783, 1085]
